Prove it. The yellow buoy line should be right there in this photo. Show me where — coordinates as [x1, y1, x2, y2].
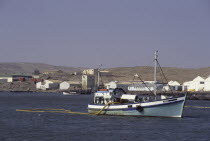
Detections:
[16, 102, 120, 115]
[184, 106, 210, 109]
[16, 109, 90, 115]
[16, 104, 210, 115]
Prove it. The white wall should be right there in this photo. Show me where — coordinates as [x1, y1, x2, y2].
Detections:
[0, 77, 13, 82]
[168, 81, 180, 86]
[36, 80, 59, 90]
[36, 82, 46, 90]
[204, 76, 210, 91]
[193, 76, 205, 91]
[128, 86, 154, 91]
[183, 76, 205, 91]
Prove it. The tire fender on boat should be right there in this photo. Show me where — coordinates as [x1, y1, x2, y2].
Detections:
[136, 105, 143, 112]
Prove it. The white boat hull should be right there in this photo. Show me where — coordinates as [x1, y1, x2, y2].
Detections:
[63, 92, 77, 95]
[88, 95, 186, 118]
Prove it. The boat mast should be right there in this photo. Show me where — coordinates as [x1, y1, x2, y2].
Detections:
[154, 50, 158, 97]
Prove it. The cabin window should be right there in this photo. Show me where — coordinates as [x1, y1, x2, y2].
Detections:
[200, 82, 204, 84]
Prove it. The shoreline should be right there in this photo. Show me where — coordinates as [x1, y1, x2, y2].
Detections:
[0, 90, 210, 100]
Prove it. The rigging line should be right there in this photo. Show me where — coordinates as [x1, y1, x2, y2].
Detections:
[131, 60, 154, 88]
[144, 60, 155, 71]
[136, 74, 154, 96]
[131, 75, 136, 85]
[158, 65, 167, 94]
[156, 60, 173, 94]
[157, 66, 167, 94]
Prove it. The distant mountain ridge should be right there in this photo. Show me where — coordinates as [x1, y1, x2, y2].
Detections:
[0, 62, 85, 75]
[106, 66, 210, 83]
[0, 63, 210, 83]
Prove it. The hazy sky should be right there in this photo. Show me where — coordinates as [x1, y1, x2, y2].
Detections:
[0, 0, 210, 68]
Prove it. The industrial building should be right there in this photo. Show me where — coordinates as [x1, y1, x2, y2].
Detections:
[82, 75, 95, 90]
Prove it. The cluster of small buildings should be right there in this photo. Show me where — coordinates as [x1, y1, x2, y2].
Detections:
[0, 75, 42, 83]
[1, 69, 210, 93]
[36, 80, 81, 91]
[36, 69, 99, 91]
[183, 76, 210, 92]
[104, 76, 210, 92]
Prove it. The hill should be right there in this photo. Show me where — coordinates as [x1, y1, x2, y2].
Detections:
[0, 62, 84, 75]
[0, 63, 210, 84]
[104, 66, 210, 83]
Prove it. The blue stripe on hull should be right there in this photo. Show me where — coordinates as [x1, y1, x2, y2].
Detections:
[88, 100, 185, 117]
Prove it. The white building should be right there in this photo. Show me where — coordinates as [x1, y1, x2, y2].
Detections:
[128, 84, 154, 91]
[183, 81, 193, 91]
[128, 83, 156, 91]
[0, 77, 13, 83]
[183, 76, 205, 91]
[36, 80, 61, 90]
[168, 81, 180, 86]
[60, 81, 81, 90]
[204, 76, 210, 91]
[128, 83, 165, 92]
[104, 81, 118, 89]
[163, 81, 181, 91]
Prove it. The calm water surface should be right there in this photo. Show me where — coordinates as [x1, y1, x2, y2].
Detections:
[0, 92, 210, 141]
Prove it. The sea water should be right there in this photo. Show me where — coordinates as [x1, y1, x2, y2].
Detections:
[0, 92, 210, 141]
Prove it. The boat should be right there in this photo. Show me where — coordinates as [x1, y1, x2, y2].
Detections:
[88, 51, 187, 118]
[63, 91, 77, 95]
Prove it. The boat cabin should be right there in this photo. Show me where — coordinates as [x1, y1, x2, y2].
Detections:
[93, 89, 140, 105]
[94, 89, 112, 104]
